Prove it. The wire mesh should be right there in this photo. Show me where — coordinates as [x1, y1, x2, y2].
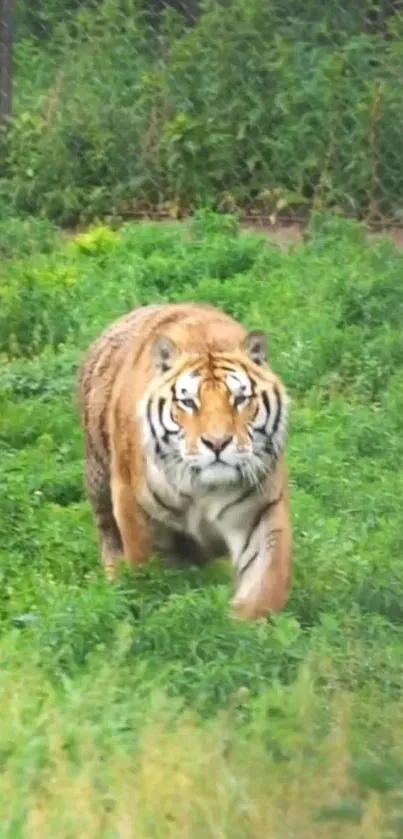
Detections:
[0, 0, 15, 130]
[2, 0, 403, 225]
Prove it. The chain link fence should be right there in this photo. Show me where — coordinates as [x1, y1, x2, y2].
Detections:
[0, 0, 15, 130]
[1, 0, 403, 226]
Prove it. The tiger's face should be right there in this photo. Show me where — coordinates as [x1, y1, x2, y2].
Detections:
[142, 331, 289, 489]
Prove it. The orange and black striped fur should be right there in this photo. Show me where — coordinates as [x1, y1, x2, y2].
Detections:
[77, 303, 292, 620]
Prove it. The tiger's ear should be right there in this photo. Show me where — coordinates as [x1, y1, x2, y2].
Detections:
[151, 335, 180, 374]
[242, 330, 269, 366]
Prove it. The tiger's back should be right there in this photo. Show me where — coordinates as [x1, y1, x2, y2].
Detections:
[77, 303, 292, 620]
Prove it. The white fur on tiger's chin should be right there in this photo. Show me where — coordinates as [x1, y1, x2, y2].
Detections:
[195, 462, 241, 488]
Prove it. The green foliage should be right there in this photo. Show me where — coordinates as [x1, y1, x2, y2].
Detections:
[1, 211, 403, 834]
[3, 0, 403, 222]
[0, 258, 80, 357]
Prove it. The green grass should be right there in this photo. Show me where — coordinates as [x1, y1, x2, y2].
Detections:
[1, 211, 403, 836]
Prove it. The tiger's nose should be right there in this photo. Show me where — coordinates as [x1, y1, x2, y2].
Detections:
[201, 434, 233, 455]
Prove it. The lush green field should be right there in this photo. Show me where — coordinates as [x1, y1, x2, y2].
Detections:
[1, 211, 403, 837]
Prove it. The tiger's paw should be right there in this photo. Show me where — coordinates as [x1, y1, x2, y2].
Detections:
[102, 550, 123, 582]
[230, 595, 272, 622]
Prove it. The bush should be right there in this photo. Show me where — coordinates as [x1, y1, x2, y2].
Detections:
[3, 0, 403, 222]
[0, 258, 80, 357]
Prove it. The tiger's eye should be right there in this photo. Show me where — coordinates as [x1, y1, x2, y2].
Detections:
[181, 398, 197, 410]
[234, 395, 249, 409]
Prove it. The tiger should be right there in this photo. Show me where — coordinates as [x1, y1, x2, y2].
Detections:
[77, 302, 292, 621]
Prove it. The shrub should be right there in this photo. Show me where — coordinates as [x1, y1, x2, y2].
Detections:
[0, 258, 79, 357]
[3, 0, 403, 222]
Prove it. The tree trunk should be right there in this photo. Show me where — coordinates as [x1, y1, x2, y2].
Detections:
[0, 0, 15, 130]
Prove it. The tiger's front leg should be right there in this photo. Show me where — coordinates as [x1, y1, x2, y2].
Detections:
[111, 475, 152, 568]
[230, 492, 292, 621]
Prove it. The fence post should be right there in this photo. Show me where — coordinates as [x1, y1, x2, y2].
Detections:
[0, 0, 15, 130]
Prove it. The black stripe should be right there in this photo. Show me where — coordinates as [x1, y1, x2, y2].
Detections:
[146, 400, 162, 456]
[160, 395, 180, 436]
[239, 550, 258, 577]
[215, 366, 256, 395]
[262, 391, 271, 418]
[147, 482, 181, 516]
[158, 397, 170, 444]
[137, 499, 152, 521]
[88, 441, 107, 468]
[99, 405, 110, 455]
[214, 365, 241, 374]
[254, 392, 270, 435]
[217, 486, 256, 520]
[272, 386, 282, 435]
[239, 493, 283, 558]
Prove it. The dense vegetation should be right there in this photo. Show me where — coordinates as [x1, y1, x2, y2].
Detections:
[2, 0, 403, 223]
[1, 211, 403, 835]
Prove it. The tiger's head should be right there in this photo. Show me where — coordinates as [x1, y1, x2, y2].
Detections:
[141, 331, 289, 490]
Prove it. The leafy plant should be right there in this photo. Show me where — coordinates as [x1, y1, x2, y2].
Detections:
[3, 0, 403, 222]
[0, 212, 403, 836]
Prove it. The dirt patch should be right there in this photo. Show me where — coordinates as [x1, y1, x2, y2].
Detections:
[242, 220, 403, 251]
[240, 221, 304, 250]
[63, 216, 403, 251]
